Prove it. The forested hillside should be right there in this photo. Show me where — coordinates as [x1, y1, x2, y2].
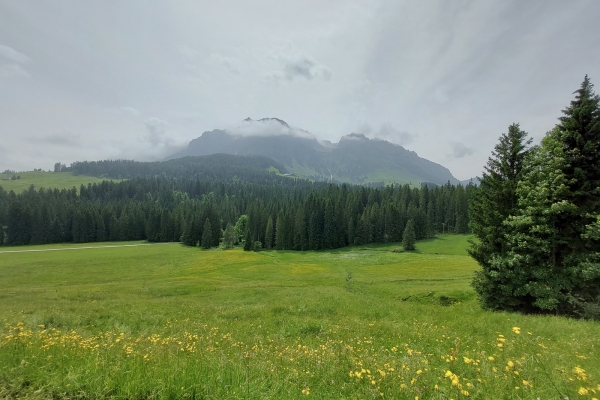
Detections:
[0, 158, 474, 249]
[67, 154, 290, 182]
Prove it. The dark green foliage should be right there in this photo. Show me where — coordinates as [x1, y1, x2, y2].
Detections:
[264, 217, 274, 249]
[2, 157, 470, 251]
[469, 123, 532, 311]
[243, 228, 252, 251]
[402, 219, 416, 251]
[223, 222, 235, 249]
[201, 218, 212, 249]
[471, 77, 600, 319]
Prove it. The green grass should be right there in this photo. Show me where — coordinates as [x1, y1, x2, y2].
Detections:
[0, 235, 598, 399]
[0, 171, 120, 193]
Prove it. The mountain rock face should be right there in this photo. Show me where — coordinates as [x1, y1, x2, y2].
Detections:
[168, 118, 459, 185]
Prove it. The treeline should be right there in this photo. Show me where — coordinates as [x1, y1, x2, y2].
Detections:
[0, 174, 474, 249]
[65, 154, 293, 184]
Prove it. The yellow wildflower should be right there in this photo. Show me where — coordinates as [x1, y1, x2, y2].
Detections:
[512, 327, 521, 334]
[578, 387, 589, 395]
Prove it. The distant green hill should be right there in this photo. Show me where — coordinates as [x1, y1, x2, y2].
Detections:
[0, 171, 119, 193]
[167, 118, 460, 186]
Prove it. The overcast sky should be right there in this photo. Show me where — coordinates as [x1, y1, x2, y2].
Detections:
[1, 1, 599, 180]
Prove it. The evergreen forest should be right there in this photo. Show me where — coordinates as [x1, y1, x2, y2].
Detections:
[0, 158, 473, 250]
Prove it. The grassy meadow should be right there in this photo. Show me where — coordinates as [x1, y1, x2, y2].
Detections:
[0, 235, 599, 399]
[0, 171, 119, 193]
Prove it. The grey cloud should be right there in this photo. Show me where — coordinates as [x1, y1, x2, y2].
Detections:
[282, 56, 332, 81]
[225, 118, 315, 140]
[145, 118, 171, 147]
[450, 141, 475, 159]
[0, 44, 30, 63]
[0, 63, 29, 78]
[0, 44, 30, 78]
[265, 47, 333, 84]
[0, 2, 599, 179]
[376, 123, 416, 146]
[37, 132, 83, 148]
[177, 45, 198, 62]
[120, 106, 141, 116]
[208, 53, 241, 74]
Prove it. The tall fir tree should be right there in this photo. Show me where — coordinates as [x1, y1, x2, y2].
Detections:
[264, 216, 274, 249]
[223, 222, 235, 249]
[201, 218, 212, 249]
[492, 77, 600, 317]
[469, 123, 533, 310]
[402, 219, 416, 251]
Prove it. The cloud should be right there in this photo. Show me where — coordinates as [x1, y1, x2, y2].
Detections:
[177, 45, 198, 62]
[120, 106, 141, 116]
[376, 123, 416, 146]
[37, 132, 83, 148]
[0, 44, 30, 78]
[145, 118, 172, 147]
[207, 53, 241, 74]
[0, 63, 29, 78]
[225, 118, 316, 140]
[357, 123, 416, 146]
[265, 46, 332, 84]
[450, 141, 475, 158]
[0, 44, 30, 63]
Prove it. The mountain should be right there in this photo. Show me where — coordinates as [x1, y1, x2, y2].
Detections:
[460, 177, 480, 186]
[168, 118, 460, 185]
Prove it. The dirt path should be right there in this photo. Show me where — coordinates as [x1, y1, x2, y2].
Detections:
[0, 242, 177, 254]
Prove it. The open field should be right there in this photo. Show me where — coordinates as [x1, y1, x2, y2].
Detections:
[1, 235, 599, 399]
[0, 171, 119, 193]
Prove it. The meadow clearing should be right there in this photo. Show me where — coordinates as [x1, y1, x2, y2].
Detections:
[0, 171, 119, 193]
[0, 235, 599, 399]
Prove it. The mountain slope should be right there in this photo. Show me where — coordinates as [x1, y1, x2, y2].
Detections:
[168, 118, 459, 185]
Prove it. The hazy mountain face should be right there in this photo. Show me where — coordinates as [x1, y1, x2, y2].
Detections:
[168, 119, 459, 185]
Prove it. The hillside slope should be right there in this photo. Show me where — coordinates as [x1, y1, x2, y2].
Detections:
[168, 118, 459, 185]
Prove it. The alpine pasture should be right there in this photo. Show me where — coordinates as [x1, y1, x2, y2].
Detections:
[1, 235, 599, 399]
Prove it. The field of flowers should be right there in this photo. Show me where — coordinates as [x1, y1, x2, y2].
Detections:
[1, 236, 599, 399]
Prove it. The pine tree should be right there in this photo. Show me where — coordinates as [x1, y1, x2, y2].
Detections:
[478, 77, 600, 318]
[264, 216, 274, 249]
[293, 206, 307, 250]
[201, 218, 212, 249]
[223, 222, 235, 249]
[275, 211, 285, 250]
[243, 227, 252, 251]
[402, 219, 416, 251]
[492, 77, 600, 317]
[469, 123, 532, 310]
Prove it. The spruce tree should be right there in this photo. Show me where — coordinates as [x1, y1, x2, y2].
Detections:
[402, 219, 416, 251]
[201, 218, 212, 249]
[275, 211, 285, 250]
[264, 216, 274, 249]
[469, 123, 532, 310]
[243, 227, 253, 251]
[223, 222, 235, 249]
[493, 77, 600, 317]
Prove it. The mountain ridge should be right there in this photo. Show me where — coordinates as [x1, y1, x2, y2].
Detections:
[168, 118, 460, 185]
